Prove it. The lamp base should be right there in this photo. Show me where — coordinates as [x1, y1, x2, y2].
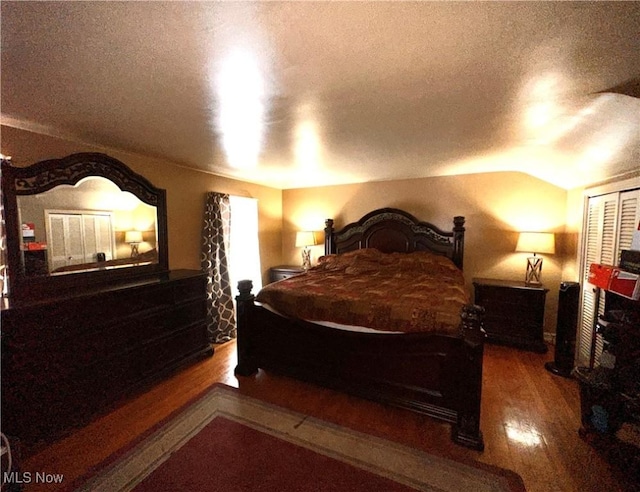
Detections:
[130, 243, 140, 258]
[524, 256, 543, 285]
[301, 247, 311, 270]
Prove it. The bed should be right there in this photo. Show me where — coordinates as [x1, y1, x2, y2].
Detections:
[234, 208, 486, 450]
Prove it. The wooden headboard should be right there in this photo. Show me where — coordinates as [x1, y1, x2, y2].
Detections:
[324, 208, 465, 270]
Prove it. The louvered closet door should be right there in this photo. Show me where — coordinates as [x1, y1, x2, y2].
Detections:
[577, 188, 640, 367]
[82, 214, 114, 262]
[618, 190, 640, 255]
[48, 212, 115, 270]
[49, 215, 69, 271]
[577, 194, 617, 365]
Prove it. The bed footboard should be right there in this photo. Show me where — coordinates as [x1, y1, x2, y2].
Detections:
[453, 304, 485, 449]
[235, 280, 485, 451]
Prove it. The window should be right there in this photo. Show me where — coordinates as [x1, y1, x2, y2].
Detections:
[228, 196, 262, 298]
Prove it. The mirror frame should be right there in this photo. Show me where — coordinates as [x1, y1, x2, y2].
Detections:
[2, 152, 169, 303]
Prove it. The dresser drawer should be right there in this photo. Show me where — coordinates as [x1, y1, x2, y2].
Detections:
[1, 269, 212, 445]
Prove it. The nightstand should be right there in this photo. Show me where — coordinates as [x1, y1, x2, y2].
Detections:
[473, 278, 548, 353]
[269, 265, 305, 283]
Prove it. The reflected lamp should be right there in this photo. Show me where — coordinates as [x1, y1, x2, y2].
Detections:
[295, 231, 318, 270]
[125, 230, 143, 258]
[516, 232, 555, 285]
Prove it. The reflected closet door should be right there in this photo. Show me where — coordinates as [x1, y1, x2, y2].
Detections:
[46, 211, 115, 271]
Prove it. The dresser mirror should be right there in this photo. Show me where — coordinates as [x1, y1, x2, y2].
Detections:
[1, 153, 169, 303]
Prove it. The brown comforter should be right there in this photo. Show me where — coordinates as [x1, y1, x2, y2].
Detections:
[256, 248, 469, 335]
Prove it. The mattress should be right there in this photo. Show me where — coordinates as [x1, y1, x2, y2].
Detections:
[256, 248, 468, 335]
[258, 301, 399, 334]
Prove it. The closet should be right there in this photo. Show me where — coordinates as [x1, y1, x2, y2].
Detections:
[577, 183, 640, 367]
[46, 211, 115, 270]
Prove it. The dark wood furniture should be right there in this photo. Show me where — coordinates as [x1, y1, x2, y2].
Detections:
[575, 290, 640, 479]
[235, 208, 486, 450]
[23, 249, 48, 276]
[1, 153, 213, 448]
[473, 278, 548, 353]
[269, 265, 305, 283]
[1, 270, 211, 446]
[1, 153, 169, 301]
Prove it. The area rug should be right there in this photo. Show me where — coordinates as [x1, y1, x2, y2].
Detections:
[74, 384, 524, 491]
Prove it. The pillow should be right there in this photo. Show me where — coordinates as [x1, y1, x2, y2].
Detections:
[315, 248, 384, 272]
[314, 248, 459, 276]
[392, 251, 459, 274]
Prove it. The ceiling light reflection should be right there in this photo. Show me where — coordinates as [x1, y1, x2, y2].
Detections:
[295, 120, 321, 170]
[522, 74, 562, 133]
[505, 422, 542, 447]
[216, 50, 266, 169]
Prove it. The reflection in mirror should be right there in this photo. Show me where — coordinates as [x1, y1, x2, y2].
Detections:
[17, 177, 158, 277]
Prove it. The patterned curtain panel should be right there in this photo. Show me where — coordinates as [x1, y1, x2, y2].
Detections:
[201, 192, 236, 342]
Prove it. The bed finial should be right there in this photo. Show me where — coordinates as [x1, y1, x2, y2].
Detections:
[324, 218, 335, 255]
[453, 216, 465, 269]
[460, 304, 485, 346]
[453, 216, 465, 231]
[237, 279, 253, 298]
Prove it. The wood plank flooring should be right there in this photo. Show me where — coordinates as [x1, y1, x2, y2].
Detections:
[18, 341, 637, 491]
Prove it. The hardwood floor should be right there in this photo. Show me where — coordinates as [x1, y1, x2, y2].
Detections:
[17, 341, 637, 491]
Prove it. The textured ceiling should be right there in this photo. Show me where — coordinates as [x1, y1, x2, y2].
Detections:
[2, 1, 639, 190]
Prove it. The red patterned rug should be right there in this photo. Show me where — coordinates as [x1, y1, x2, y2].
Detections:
[73, 385, 525, 491]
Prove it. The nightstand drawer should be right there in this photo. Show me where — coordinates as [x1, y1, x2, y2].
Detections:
[480, 297, 545, 323]
[473, 278, 548, 353]
[478, 287, 545, 308]
[483, 314, 541, 337]
[269, 265, 304, 283]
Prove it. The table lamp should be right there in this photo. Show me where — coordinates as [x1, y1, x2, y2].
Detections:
[295, 231, 317, 270]
[516, 232, 555, 284]
[125, 230, 143, 258]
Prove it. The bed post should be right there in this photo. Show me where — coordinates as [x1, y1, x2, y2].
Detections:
[452, 304, 485, 450]
[452, 216, 465, 270]
[234, 279, 259, 377]
[324, 218, 335, 255]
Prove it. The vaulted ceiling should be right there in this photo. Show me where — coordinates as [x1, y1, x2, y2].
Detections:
[2, 1, 639, 190]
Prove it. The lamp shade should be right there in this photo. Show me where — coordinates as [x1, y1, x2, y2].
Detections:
[295, 231, 317, 248]
[125, 230, 143, 244]
[516, 232, 555, 255]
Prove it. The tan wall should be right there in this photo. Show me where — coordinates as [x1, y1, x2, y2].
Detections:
[0, 126, 283, 286]
[283, 172, 573, 335]
[2, 125, 581, 335]
[563, 187, 586, 282]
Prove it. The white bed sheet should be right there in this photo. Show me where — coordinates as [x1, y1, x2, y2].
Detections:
[257, 302, 401, 334]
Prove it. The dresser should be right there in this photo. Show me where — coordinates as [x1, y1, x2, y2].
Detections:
[1, 270, 213, 446]
[269, 265, 305, 283]
[473, 278, 548, 353]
